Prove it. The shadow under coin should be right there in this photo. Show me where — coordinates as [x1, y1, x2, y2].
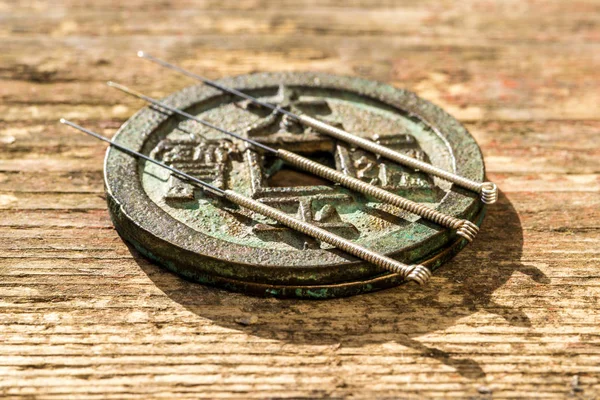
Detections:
[131, 190, 548, 380]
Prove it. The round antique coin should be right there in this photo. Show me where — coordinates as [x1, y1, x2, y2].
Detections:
[105, 72, 486, 298]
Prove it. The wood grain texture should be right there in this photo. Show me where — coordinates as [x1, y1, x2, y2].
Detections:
[1, 1, 599, 398]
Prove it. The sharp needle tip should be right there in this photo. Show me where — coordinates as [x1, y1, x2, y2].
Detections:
[59, 118, 66, 124]
[137, 51, 145, 58]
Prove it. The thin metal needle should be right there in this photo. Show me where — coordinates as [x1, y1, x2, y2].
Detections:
[108, 81, 479, 241]
[107, 81, 276, 154]
[58, 119, 431, 284]
[137, 51, 498, 204]
[59, 119, 224, 195]
[137, 51, 297, 120]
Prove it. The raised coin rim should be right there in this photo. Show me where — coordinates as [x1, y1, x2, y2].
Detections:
[104, 72, 485, 285]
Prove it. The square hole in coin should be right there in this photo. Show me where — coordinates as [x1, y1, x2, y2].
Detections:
[264, 151, 336, 187]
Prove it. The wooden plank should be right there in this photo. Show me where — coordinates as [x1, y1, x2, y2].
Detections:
[1, 0, 599, 398]
[2, 39, 599, 122]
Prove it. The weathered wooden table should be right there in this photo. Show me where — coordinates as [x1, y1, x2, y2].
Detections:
[2, 1, 599, 398]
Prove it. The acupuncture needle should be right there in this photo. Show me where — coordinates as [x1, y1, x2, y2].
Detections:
[59, 118, 431, 284]
[108, 81, 479, 242]
[137, 51, 498, 205]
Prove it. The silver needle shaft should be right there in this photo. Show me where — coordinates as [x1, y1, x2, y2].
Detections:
[60, 119, 224, 195]
[109, 82, 479, 241]
[59, 119, 431, 284]
[137, 51, 498, 204]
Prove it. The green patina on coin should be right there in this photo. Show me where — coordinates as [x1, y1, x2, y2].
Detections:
[104, 72, 486, 298]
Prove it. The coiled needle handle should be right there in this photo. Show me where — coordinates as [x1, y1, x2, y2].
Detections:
[137, 51, 498, 204]
[276, 150, 478, 242]
[223, 191, 431, 285]
[298, 116, 498, 204]
[59, 119, 432, 285]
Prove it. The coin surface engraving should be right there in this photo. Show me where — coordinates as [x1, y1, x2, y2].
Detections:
[105, 72, 486, 298]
